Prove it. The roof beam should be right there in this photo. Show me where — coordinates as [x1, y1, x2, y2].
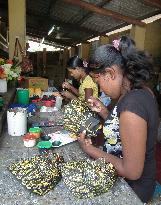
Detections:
[63, 0, 145, 26]
[143, 0, 161, 9]
[77, 0, 112, 25]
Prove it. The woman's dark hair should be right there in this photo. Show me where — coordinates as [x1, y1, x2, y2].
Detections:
[67, 56, 89, 73]
[67, 56, 84, 68]
[91, 35, 153, 89]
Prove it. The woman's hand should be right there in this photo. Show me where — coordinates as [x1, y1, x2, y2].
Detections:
[88, 96, 109, 120]
[77, 131, 93, 152]
[88, 96, 103, 112]
[62, 81, 72, 90]
[61, 90, 76, 100]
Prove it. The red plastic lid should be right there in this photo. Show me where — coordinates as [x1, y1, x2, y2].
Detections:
[23, 133, 37, 141]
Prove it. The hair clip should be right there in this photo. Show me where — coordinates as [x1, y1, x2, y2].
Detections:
[112, 39, 120, 51]
[83, 60, 88, 68]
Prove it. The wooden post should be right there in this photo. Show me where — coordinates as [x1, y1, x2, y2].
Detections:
[69, 47, 76, 57]
[63, 48, 69, 79]
[99, 36, 109, 45]
[80, 43, 90, 60]
[130, 25, 146, 50]
[8, 0, 26, 59]
[43, 48, 47, 75]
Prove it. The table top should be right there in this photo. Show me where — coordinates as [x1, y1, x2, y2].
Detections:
[0, 110, 143, 205]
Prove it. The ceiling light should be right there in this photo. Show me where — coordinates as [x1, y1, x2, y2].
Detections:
[41, 37, 44, 44]
[48, 25, 55, 35]
[142, 14, 161, 24]
[87, 36, 100, 42]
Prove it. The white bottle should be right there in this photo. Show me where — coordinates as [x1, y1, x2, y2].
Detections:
[55, 96, 63, 110]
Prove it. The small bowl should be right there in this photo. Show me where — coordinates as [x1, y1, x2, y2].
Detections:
[52, 141, 62, 147]
[41, 135, 51, 141]
[37, 141, 52, 149]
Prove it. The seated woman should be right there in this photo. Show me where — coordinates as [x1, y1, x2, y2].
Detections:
[77, 36, 159, 203]
[61, 56, 98, 102]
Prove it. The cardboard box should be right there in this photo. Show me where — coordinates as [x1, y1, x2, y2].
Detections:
[25, 77, 48, 91]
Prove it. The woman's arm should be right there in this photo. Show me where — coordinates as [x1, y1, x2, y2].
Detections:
[78, 111, 147, 180]
[84, 88, 93, 102]
[61, 90, 77, 100]
[70, 85, 79, 96]
[62, 81, 79, 96]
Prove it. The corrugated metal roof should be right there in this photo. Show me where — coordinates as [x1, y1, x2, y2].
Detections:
[0, 0, 161, 46]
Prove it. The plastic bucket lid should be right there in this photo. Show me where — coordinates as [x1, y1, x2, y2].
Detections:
[29, 127, 41, 133]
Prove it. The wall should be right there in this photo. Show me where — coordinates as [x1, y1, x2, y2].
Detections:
[30, 51, 66, 89]
[46, 64, 65, 88]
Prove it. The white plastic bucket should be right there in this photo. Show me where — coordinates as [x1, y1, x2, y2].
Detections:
[0, 79, 7, 93]
[7, 108, 27, 136]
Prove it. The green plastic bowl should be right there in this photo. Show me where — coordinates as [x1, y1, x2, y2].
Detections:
[37, 141, 52, 149]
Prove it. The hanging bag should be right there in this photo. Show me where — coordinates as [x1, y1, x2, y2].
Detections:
[13, 37, 33, 74]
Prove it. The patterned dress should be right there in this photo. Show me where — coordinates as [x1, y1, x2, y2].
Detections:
[103, 106, 122, 158]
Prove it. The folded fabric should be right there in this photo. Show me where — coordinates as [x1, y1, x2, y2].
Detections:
[8, 153, 64, 195]
[61, 158, 117, 199]
[63, 99, 101, 137]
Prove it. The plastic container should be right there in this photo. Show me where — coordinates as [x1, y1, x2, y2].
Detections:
[17, 89, 29, 105]
[23, 133, 37, 147]
[43, 100, 54, 107]
[0, 97, 4, 105]
[0, 79, 7, 93]
[29, 127, 41, 138]
[7, 108, 27, 136]
[55, 96, 63, 110]
[28, 87, 34, 97]
[34, 88, 42, 97]
[41, 135, 51, 141]
[37, 141, 52, 154]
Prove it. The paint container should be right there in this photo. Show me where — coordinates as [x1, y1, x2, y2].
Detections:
[28, 87, 34, 97]
[7, 108, 27, 136]
[43, 100, 54, 107]
[37, 141, 52, 154]
[29, 127, 41, 138]
[0, 79, 7, 93]
[23, 133, 37, 147]
[34, 88, 42, 97]
[17, 89, 29, 105]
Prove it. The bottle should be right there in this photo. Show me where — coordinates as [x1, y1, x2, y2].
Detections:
[55, 96, 63, 110]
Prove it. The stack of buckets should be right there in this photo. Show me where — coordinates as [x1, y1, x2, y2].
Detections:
[7, 89, 29, 136]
